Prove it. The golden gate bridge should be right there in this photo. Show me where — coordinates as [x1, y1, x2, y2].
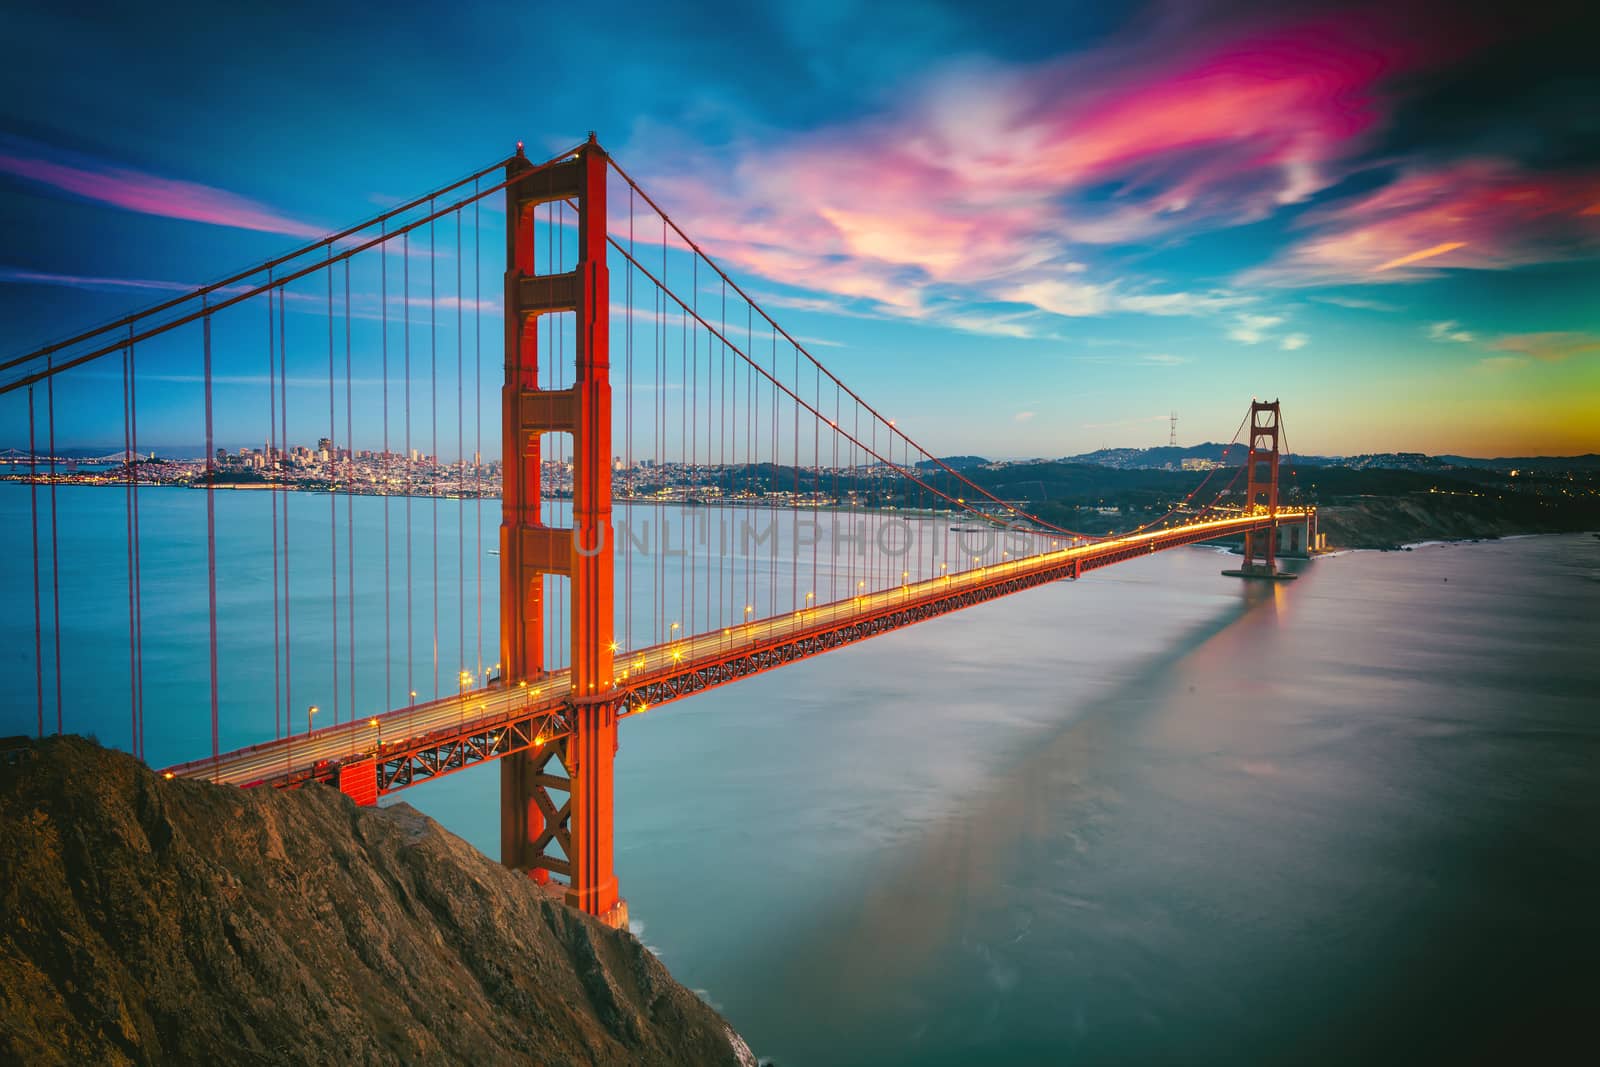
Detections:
[1, 137, 1313, 929]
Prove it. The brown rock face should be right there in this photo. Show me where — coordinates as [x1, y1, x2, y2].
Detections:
[0, 737, 755, 1067]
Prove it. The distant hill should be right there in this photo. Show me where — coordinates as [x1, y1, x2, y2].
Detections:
[1437, 454, 1600, 473]
[1064, 443, 1333, 469]
[915, 455, 990, 471]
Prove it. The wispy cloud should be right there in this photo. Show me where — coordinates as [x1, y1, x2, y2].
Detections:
[1013, 411, 1036, 422]
[1427, 320, 1474, 343]
[1489, 331, 1600, 362]
[1478, 356, 1528, 371]
[1244, 158, 1600, 286]
[1228, 313, 1285, 344]
[1279, 333, 1309, 351]
[1140, 353, 1190, 366]
[0, 136, 325, 239]
[1, 264, 501, 325]
[1002, 279, 1254, 321]
[1309, 294, 1401, 312]
[0, 266, 197, 295]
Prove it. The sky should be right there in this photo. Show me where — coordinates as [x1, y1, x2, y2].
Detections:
[1, 0, 1597, 459]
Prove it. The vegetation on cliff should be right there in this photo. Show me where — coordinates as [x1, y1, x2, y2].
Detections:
[0, 737, 755, 1066]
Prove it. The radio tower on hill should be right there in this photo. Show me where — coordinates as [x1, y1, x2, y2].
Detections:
[1169, 411, 1178, 447]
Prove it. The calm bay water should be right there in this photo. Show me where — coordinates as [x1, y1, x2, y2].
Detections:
[3, 482, 1597, 1062]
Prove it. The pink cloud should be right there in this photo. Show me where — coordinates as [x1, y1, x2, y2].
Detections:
[1246, 159, 1600, 284]
[0, 143, 325, 239]
[628, 9, 1441, 329]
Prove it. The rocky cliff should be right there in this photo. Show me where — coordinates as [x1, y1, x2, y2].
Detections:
[0, 736, 756, 1066]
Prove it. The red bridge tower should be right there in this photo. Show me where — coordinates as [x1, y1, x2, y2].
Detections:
[1223, 398, 1300, 581]
[499, 137, 626, 928]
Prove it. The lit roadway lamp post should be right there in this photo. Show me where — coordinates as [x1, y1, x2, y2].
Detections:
[307, 704, 319, 735]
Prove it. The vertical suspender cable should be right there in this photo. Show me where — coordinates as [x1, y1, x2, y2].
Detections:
[28, 387, 43, 739]
[456, 210, 464, 687]
[129, 331, 144, 758]
[474, 185, 483, 684]
[269, 283, 282, 738]
[792, 343, 798, 613]
[626, 186, 634, 652]
[204, 306, 220, 771]
[381, 230, 392, 713]
[404, 231, 414, 717]
[653, 219, 662, 645]
[47, 362, 62, 734]
[770, 326, 778, 613]
[327, 262, 341, 725]
[280, 286, 292, 739]
[431, 202, 439, 699]
[345, 260, 355, 721]
[690, 283, 697, 632]
[122, 347, 136, 750]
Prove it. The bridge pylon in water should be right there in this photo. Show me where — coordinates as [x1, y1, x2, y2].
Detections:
[499, 136, 626, 927]
[1223, 398, 1299, 581]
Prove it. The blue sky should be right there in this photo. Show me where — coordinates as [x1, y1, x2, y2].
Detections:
[1, 0, 1597, 458]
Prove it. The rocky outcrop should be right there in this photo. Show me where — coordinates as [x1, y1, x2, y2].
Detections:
[0, 736, 755, 1066]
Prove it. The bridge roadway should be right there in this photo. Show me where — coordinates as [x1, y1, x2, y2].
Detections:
[165, 511, 1300, 794]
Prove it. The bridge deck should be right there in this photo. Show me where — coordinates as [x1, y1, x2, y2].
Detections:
[165, 512, 1301, 794]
